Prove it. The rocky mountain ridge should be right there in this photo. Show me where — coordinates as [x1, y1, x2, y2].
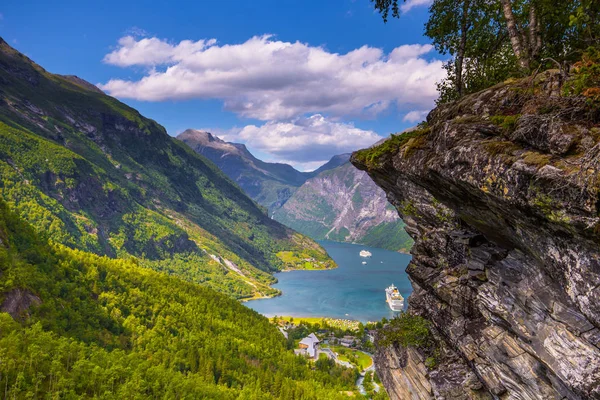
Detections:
[178, 129, 312, 212]
[352, 70, 600, 399]
[274, 160, 413, 252]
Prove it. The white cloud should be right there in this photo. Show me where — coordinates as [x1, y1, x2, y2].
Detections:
[403, 110, 429, 123]
[100, 35, 444, 121]
[400, 0, 433, 13]
[212, 114, 382, 168]
[103, 36, 217, 67]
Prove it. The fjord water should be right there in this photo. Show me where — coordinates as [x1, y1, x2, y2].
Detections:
[247, 241, 412, 322]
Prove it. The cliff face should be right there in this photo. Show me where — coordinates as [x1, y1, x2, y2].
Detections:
[273, 161, 413, 252]
[352, 71, 600, 399]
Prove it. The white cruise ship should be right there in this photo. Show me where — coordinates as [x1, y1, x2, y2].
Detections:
[385, 284, 404, 311]
[359, 250, 372, 257]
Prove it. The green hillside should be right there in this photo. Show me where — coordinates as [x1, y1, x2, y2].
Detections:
[0, 38, 334, 299]
[0, 200, 357, 398]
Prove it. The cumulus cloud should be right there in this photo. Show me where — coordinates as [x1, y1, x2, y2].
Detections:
[400, 0, 433, 13]
[403, 110, 429, 123]
[103, 36, 217, 67]
[212, 114, 382, 168]
[100, 35, 444, 121]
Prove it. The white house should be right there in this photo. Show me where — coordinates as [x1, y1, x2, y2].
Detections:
[298, 333, 320, 358]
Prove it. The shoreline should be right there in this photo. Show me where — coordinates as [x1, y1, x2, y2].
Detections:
[269, 315, 377, 328]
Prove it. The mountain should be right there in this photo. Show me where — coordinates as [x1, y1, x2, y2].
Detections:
[273, 159, 413, 252]
[179, 131, 413, 251]
[352, 70, 600, 398]
[309, 153, 351, 176]
[178, 129, 313, 212]
[0, 37, 334, 301]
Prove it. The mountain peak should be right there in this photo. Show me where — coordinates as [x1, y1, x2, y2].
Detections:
[177, 129, 250, 161]
[178, 129, 221, 143]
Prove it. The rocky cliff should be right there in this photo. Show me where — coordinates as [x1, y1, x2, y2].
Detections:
[352, 71, 600, 399]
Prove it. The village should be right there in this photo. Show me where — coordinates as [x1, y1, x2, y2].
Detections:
[271, 316, 386, 397]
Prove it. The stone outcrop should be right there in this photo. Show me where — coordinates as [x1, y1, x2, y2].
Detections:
[352, 71, 600, 399]
[1, 288, 41, 320]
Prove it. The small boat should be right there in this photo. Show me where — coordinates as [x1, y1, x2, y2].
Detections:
[361, 261, 367, 265]
[359, 250, 372, 257]
[385, 284, 404, 311]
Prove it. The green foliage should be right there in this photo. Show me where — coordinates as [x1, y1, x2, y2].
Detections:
[522, 151, 551, 167]
[0, 200, 355, 399]
[362, 370, 375, 395]
[351, 189, 363, 208]
[328, 346, 372, 371]
[564, 47, 600, 106]
[425, 356, 438, 369]
[371, 0, 600, 102]
[353, 129, 429, 169]
[490, 114, 520, 132]
[370, 0, 400, 23]
[377, 312, 432, 348]
[483, 140, 521, 157]
[327, 227, 350, 243]
[400, 201, 418, 217]
[360, 222, 413, 252]
[275, 250, 334, 270]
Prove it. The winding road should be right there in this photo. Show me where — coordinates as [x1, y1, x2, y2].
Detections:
[320, 347, 380, 396]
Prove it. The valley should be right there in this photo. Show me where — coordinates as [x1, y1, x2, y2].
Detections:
[2, 0, 600, 399]
[180, 130, 413, 252]
[0, 38, 333, 301]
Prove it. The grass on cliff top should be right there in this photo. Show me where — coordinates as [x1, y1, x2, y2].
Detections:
[564, 47, 600, 107]
[354, 127, 429, 169]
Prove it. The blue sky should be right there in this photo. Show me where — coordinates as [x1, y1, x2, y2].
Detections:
[0, 0, 441, 170]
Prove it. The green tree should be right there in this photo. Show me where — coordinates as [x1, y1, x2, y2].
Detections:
[371, 0, 600, 101]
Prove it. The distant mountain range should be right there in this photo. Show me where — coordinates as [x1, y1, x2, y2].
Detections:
[179, 130, 413, 252]
[178, 130, 311, 211]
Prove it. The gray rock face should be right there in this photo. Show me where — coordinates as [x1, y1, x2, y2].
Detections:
[1, 288, 41, 320]
[273, 162, 413, 252]
[352, 71, 600, 399]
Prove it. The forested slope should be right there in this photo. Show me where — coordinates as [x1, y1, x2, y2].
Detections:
[0, 200, 356, 398]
